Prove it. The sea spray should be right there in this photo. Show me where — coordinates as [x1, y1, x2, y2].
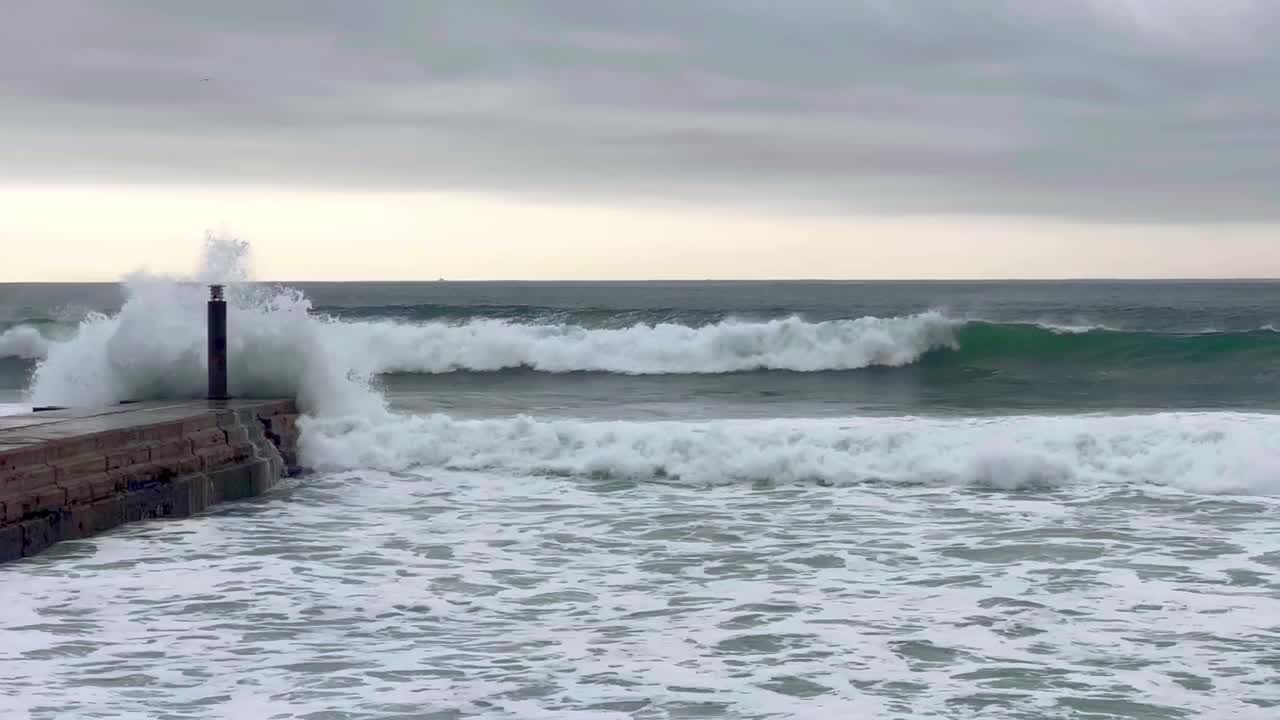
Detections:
[299, 411, 1280, 495]
[0, 326, 49, 361]
[29, 237, 388, 417]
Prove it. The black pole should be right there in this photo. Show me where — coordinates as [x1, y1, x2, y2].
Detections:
[207, 284, 228, 400]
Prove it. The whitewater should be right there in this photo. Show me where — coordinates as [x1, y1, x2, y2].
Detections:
[2, 245, 1280, 718]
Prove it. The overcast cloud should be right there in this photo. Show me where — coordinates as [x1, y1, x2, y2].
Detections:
[2, 0, 1278, 221]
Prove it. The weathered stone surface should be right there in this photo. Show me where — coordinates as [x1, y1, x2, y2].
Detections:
[63, 505, 94, 540]
[138, 421, 186, 442]
[106, 445, 152, 470]
[90, 496, 126, 534]
[188, 428, 229, 451]
[94, 428, 140, 451]
[181, 415, 219, 435]
[31, 485, 68, 514]
[85, 472, 119, 501]
[224, 425, 251, 445]
[230, 442, 256, 463]
[22, 517, 58, 557]
[148, 437, 190, 461]
[0, 523, 21, 559]
[0, 444, 47, 472]
[47, 436, 100, 461]
[59, 478, 94, 505]
[0, 400, 299, 563]
[175, 455, 204, 476]
[3, 465, 56, 494]
[53, 455, 108, 482]
[196, 445, 237, 471]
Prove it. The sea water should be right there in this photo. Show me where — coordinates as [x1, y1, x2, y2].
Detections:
[2, 257, 1279, 718]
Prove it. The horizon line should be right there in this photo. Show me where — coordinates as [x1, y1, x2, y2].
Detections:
[5, 277, 1280, 285]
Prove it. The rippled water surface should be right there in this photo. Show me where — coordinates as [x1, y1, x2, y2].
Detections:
[4, 470, 1280, 719]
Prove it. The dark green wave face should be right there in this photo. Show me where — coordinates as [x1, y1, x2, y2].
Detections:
[936, 323, 1280, 368]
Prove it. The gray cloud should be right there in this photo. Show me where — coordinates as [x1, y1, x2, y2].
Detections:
[2, 0, 1278, 221]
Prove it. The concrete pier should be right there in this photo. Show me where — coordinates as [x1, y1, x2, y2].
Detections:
[0, 399, 300, 563]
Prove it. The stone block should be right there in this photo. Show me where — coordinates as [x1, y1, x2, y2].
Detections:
[125, 484, 178, 522]
[137, 420, 185, 443]
[85, 472, 120, 501]
[197, 444, 237, 471]
[103, 447, 135, 471]
[59, 478, 95, 505]
[93, 429, 140, 451]
[63, 505, 94, 540]
[90, 496, 126, 533]
[21, 517, 58, 557]
[107, 445, 152, 471]
[249, 456, 280, 493]
[181, 415, 218, 435]
[230, 442, 257, 462]
[114, 463, 172, 491]
[53, 454, 108, 484]
[147, 438, 192, 462]
[187, 428, 228, 451]
[32, 485, 68, 514]
[0, 445, 47, 472]
[149, 453, 184, 476]
[183, 474, 212, 515]
[47, 436, 100, 460]
[223, 425, 251, 445]
[2, 498, 23, 524]
[209, 462, 255, 502]
[3, 465, 56, 494]
[0, 524, 22, 562]
[168, 476, 195, 517]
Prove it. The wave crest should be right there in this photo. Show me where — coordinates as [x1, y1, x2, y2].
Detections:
[348, 312, 959, 375]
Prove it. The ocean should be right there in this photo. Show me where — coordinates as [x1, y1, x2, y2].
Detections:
[2, 276, 1280, 718]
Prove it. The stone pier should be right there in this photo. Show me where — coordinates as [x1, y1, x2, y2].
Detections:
[0, 399, 300, 563]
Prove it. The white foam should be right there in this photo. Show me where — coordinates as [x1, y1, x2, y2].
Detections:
[299, 411, 1280, 495]
[0, 403, 31, 417]
[28, 237, 387, 417]
[0, 326, 50, 360]
[330, 312, 961, 375]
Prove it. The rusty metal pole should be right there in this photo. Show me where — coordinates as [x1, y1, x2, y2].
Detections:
[207, 284, 228, 400]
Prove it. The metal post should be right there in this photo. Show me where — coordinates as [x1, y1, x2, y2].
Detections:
[207, 284, 228, 400]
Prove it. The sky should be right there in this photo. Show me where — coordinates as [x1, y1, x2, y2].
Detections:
[2, 0, 1278, 281]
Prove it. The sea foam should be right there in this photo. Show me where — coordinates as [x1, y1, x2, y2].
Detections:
[299, 411, 1280, 495]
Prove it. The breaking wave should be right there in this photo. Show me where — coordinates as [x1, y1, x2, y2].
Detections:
[27, 239, 388, 417]
[17, 308, 1280, 378]
[299, 411, 1280, 495]
[342, 313, 961, 375]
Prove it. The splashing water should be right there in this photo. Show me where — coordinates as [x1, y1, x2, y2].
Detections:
[0, 326, 49, 361]
[29, 237, 387, 417]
